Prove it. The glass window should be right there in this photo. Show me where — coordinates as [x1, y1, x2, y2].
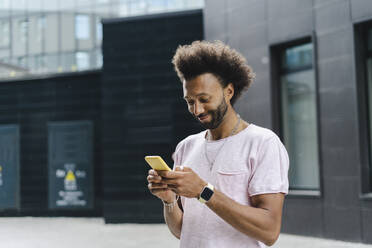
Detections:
[280, 42, 320, 191]
[367, 27, 372, 192]
[45, 53, 59, 72]
[37, 16, 45, 43]
[60, 0, 75, 11]
[76, 51, 90, 70]
[148, 0, 166, 12]
[185, 0, 204, 8]
[0, 19, 9, 47]
[18, 18, 28, 44]
[0, 0, 10, 17]
[167, 0, 185, 11]
[75, 14, 90, 40]
[43, 0, 58, 12]
[11, 0, 26, 14]
[96, 17, 102, 43]
[27, 0, 42, 13]
[119, 0, 130, 16]
[130, 0, 147, 16]
[61, 52, 75, 72]
[0, 0, 10, 9]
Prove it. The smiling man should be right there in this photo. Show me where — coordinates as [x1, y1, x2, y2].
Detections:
[147, 40, 289, 247]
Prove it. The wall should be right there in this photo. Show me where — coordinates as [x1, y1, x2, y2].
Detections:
[204, 0, 372, 244]
[101, 10, 203, 223]
[0, 70, 102, 216]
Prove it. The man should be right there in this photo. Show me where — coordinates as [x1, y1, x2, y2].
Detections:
[147, 40, 289, 247]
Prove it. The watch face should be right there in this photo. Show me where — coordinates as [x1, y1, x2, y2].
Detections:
[201, 187, 214, 201]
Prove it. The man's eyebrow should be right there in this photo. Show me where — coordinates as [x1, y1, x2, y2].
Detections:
[183, 93, 209, 99]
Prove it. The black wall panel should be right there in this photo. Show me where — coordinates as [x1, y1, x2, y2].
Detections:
[0, 71, 102, 216]
[101, 10, 203, 223]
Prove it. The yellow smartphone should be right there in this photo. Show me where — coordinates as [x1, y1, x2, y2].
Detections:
[144, 156, 172, 171]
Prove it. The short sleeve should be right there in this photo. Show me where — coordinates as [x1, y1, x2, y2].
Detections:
[248, 136, 289, 197]
[172, 140, 184, 170]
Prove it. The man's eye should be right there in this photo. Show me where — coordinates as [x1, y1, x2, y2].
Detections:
[200, 99, 209, 103]
[186, 101, 194, 105]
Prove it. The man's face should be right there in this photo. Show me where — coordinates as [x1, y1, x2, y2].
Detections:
[183, 73, 229, 129]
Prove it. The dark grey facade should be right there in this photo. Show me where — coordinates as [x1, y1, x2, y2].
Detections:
[0, 71, 102, 217]
[204, 0, 372, 244]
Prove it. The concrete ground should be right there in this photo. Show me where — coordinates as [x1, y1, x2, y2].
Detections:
[0, 217, 371, 248]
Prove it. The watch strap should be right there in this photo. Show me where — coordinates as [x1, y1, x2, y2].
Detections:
[198, 183, 214, 203]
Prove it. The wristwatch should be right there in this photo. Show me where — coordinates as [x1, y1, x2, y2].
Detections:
[198, 183, 214, 204]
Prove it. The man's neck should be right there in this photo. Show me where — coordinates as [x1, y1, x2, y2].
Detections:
[208, 110, 240, 140]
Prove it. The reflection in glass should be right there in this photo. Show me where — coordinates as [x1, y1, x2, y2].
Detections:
[130, 0, 148, 16]
[75, 15, 90, 40]
[0, 0, 204, 79]
[368, 58, 372, 191]
[76, 52, 90, 70]
[0, 20, 9, 47]
[19, 19, 29, 44]
[280, 43, 320, 190]
[148, 0, 167, 12]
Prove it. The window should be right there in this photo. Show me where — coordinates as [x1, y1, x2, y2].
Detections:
[362, 25, 372, 193]
[130, 0, 147, 16]
[18, 19, 28, 44]
[367, 28, 372, 192]
[355, 21, 372, 194]
[75, 51, 90, 70]
[75, 14, 90, 40]
[37, 16, 45, 43]
[0, 19, 9, 47]
[275, 40, 320, 191]
[96, 17, 102, 43]
[148, 0, 166, 12]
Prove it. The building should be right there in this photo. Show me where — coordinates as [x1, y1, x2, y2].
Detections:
[1, 0, 372, 245]
[0, 0, 203, 78]
[203, 0, 372, 244]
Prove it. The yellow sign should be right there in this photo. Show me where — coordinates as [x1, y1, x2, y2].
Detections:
[65, 170, 76, 181]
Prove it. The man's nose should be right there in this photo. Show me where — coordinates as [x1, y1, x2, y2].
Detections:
[193, 102, 204, 116]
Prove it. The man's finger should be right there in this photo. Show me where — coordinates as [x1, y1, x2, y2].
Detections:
[151, 188, 170, 194]
[149, 169, 158, 176]
[147, 175, 162, 183]
[181, 166, 192, 172]
[174, 165, 184, 171]
[157, 170, 182, 178]
[161, 178, 179, 185]
[148, 183, 168, 189]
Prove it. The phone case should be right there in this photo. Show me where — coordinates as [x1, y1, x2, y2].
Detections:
[144, 156, 172, 171]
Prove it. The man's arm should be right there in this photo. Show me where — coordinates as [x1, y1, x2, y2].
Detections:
[159, 167, 285, 246]
[163, 197, 183, 239]
[147, 168, 184, 239]
[206, 190, 284, 246]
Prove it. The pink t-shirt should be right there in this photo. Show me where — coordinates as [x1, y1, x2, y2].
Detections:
[172, 124, 289, 248]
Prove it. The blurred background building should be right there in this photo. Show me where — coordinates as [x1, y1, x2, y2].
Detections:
[1, 0, 372, 246]
[0, 0, 203, 78]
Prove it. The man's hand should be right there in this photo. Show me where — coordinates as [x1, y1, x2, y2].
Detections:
[158, 166, 207, 198]
[147, 169, 176, 203]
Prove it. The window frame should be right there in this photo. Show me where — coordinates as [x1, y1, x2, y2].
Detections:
[270, 35, 323, 198]
[354, 20, 372, 197]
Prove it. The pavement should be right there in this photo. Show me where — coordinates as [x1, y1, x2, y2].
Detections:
[0, 217, 371, 248]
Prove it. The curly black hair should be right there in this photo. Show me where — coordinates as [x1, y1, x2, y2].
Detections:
[172, 40, 255, 105]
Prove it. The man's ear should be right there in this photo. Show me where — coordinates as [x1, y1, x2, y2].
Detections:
[224, 83, 234, 102]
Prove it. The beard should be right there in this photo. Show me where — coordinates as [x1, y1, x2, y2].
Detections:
[193, 97, 228, 130]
